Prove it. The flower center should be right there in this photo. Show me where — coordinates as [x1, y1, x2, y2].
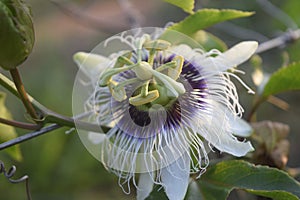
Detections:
[107, 43, 208, 138]
[98, 37, 186, 108]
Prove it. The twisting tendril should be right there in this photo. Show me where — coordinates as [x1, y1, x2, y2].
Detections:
[0, 160, 32, 200]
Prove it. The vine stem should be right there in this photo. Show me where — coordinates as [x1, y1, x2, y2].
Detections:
[256, 29, 300, 54]
[0, 124, 61, 150]
[9, 69, 39, 121]
[0, 117, 41, 130]
[0, 72, 105, 132]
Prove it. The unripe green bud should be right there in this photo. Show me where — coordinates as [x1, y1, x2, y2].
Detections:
[0, 0, 35, 70]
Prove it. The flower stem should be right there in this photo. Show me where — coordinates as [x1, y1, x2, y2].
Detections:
[247, 97, 266, 122]
[9, 69, 39, 121]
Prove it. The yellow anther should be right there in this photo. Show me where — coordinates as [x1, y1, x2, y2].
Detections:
[129, 90, 159, 106]
[109, 81, 127, 102]
[143, 39, 171, 51]
[167, 55, 184, 80]
[155, 61, 177, 72]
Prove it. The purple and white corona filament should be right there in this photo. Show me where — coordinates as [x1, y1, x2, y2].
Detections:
[72, 28, 258, 200]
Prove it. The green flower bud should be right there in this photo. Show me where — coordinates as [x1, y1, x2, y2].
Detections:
[0, 0, 35, 70]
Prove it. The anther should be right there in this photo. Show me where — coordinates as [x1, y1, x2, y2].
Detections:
[167, 55, 184, 80]
[129, 90, 159, 106]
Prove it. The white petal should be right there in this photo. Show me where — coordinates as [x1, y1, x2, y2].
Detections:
[168, 44, 196, 61]
[88, 132, 106, 144]
[197, 104, 254, 157]
[73, 52, 109, 78]
[202, 127, 254, 157]
[221, 41, 258, 67]
[230, 117, 253, 137]
[218, 137, 254, 157]
[223, 107, 253, 137]
[200, 41, 258, 72]
[137, 173, 154, 200]
[161, 153, 190, 200]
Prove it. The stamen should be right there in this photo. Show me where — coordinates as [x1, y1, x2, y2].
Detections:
[99, 67, 132, 86]
[113, 51, 133, 68]
[99, 58, 136, 87]
[155, 61, 177, 72]
[115, 78, 140, 90]
[117, 54, 135, 66]
[141, 80, 150, 97]
[136, 34, 150, 62]
[129, 90, 159, 106]
[167, 55, 184, 80]
[109, 80, 127, 101]
[144, 39, 171, 65]
[143, 40, 171, 51]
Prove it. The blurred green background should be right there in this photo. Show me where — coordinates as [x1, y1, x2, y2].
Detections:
[0, 0, 299, 199]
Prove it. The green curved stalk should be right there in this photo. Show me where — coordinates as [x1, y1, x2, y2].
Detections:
[10, 68, 39, 120]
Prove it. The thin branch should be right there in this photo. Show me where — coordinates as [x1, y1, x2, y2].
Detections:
[256, 29, 300, 54]
[0, 124, 61, 151]
[0, 118, 108, 151]
[0, 117, 41, 130]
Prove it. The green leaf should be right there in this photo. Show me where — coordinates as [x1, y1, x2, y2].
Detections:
[263, 62, 300, 97]
[145, 185, 168, 200]
[0, 91, 22, 161]
[248, 190, 298, 200]
[192, 30, 227, 52]
[159, 28, 227, 51]
[195, 160, 300, 200]
[164, 0, 194, 14]
[169, 9, 254, 36]
[0, 0, 35, 70]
